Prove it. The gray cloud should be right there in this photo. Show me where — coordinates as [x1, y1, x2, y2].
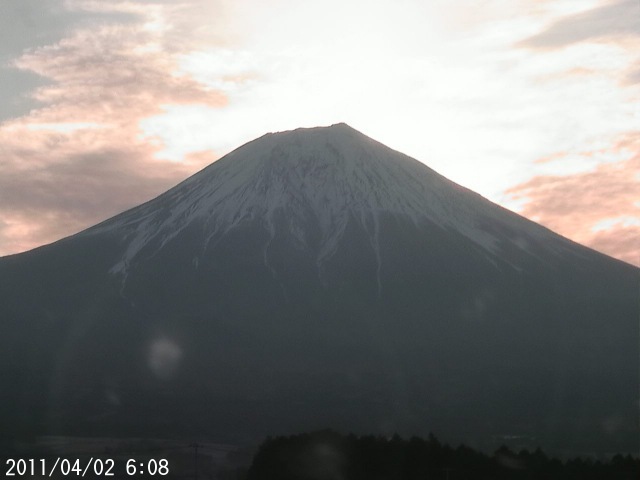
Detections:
[519, 0, 639, 49]
[622, 63, 640, 85]
[0, 1, 78, 56]
[0, 0, 138, 54]
[0, 69, 46, 122]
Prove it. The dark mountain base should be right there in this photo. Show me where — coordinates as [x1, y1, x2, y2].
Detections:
[0, 124, 637, 456]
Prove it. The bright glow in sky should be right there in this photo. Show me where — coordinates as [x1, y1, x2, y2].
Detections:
[0, 0, 638, 265]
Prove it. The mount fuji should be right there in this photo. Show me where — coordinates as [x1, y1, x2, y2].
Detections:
[0, 124, 637, 453]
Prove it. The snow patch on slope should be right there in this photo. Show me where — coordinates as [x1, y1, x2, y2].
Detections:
[85, 124, 566, 280]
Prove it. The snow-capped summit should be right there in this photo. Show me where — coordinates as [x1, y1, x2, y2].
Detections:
[0, 124, 637, 454]
[88, 123, 577, 283]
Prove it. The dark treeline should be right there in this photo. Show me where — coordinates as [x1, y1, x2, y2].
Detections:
[244, 430, 638, 480]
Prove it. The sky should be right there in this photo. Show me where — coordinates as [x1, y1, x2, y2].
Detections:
[0, 0, 638, 266]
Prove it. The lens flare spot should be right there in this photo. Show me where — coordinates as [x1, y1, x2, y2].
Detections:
[148, 338, 183, 380]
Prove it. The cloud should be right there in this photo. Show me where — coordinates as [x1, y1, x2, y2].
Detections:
[0, 0, 139, 122]
[589, 224, 639, 266]
[506, 134, 640, 266]
[13, 23, 226, 123]
[519, 0, 640, 49]
[1, 0, 637, 271]
[0, 120, 218, 255]
[622, 62, 640, 85]
[0, 1, 226, 257]
[505, 1, 639, 267]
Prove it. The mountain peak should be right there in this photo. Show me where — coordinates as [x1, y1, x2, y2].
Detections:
[88, 125, 471, 274]
[2, 124, 637, 454]
[259, 122, 368, 149]
[324, 121, 358, 133]
[276, 122, 356, 134]
[86, 124, 583, 282]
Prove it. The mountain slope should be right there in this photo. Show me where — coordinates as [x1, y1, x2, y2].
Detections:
[0, 124, 637, 454]
[85, 123, 595, 281]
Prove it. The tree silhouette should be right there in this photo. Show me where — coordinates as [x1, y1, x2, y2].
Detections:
[245, 431, 639, 480]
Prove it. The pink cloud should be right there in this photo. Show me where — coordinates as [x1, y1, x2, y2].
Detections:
[13, 23, 226, 123]
[0, 3, 226, 257]
[0, 120, 218, 255]
[507, 134, 640, 266]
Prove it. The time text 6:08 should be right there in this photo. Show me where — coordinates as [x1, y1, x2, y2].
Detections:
[5, 458, 170, 476]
